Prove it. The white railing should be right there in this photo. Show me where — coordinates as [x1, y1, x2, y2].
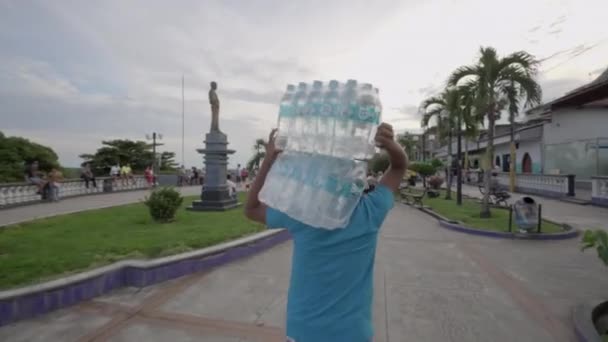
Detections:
[591, 176, 608, 207]
[0, 176, 148, 208]
[465, 171, 575, 197]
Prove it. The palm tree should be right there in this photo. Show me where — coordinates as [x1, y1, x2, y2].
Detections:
[454, 83, 483, 205]
[398, 132, 417, 159]
[421, 88, 460, 200]
[247, 138, 266, 172]
[448, 47, 542, 217]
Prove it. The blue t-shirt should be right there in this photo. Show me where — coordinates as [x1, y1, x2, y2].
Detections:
[266, 185, 394, 342]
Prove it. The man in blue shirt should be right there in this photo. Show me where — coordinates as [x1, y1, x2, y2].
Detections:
[245, 123, 407, 341]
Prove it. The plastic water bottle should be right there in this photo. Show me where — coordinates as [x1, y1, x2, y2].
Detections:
[317, 80, 340, 155]
[276, 84, 296, 150]
[351, 83, 375, 160]
[333, 80, 356, 159]
[301, 81, 322, 153]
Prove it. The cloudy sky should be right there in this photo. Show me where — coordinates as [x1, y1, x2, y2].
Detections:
[1, 0, 606, 168]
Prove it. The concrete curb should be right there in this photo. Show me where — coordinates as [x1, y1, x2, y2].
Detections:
[0, 228, 291, 326]
[572, 304, 604, 342]
[402, 201, 579, 240]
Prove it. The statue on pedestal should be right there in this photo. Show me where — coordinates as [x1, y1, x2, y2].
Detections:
[209, 81, 220, 133]
[188, 80, 239, 212]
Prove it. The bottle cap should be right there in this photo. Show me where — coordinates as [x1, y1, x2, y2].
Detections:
[286, 84, 296, 92]
[329, 80, 339, 90]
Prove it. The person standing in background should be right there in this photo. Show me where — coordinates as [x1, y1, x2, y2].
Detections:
[48, 168, 63, 201]
[24, 160, 46, 194]
[236, 163, 242, 185]
[240, 167, 249, 185]
[110, 163, 120, 182]
[144, 166, 154, 188]
[81, 163, 97, 189]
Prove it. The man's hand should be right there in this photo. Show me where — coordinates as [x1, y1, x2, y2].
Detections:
[375, 122, 408, 192]
[263, 128, 283, 161]
[374, 122, 395, 148]
[244, 128, 282, 224]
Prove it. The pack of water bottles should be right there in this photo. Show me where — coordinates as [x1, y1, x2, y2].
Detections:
[259, 80, 382, 229]
[274, 79, 382, 160]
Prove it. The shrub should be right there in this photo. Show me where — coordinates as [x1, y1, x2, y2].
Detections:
[144, 187, 184, 223]
[428, 176, 444, 190]
[430, 158, 444, 170]
[581, 229, 608, 266]
[409, 162, 437, 178]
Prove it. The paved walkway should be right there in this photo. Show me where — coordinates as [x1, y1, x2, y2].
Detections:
[2, 201, 607, 341]
[456, 183, 608, 231]
[0, 186, 201, 227]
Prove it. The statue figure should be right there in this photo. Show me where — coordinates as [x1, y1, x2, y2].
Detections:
[208, 81, 220, 132]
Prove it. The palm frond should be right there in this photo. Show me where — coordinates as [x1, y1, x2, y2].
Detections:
[498, 51, 540, 77]
[420, 95, 445, 110]
[447, 65, 480, 86]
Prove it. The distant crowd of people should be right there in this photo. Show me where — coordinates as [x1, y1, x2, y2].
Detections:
[22, 160, 152, 202]
[21, 160, 254, 202]
[176, 166, 204, 186]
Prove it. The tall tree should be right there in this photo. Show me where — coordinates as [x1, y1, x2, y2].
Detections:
[448, 47, 542, 217]
[0, 131, 61, 182]
[421, 88, 460, 200]
[397, 132, 417, 159]
[159, 152, 178, 171]
[247, 138, 266, 172]
[454, 83, 483, 205]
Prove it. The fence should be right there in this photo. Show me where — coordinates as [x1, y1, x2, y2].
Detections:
[0, 176, 148, 209]
[591, 176, 608, 207]
[466, 170, 575, 198]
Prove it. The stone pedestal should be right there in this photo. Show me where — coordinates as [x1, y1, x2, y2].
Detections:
[187, 131, 240, 211]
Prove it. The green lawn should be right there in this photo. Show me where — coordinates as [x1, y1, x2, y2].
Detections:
[0, 193, 264, 289]
[420, 191, 563, 233]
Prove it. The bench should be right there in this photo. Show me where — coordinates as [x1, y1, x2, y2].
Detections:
[478, 184, 511, 206]
[400, 189, 426, 206]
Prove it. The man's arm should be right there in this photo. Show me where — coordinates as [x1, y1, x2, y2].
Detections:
[376, 123, 408, 192]
[244, 129, 281, 224]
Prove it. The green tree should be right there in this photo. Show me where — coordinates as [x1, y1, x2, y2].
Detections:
[448, 47, 542, 217]
[0, 131, 61, 182]
[159, 152, 178, 171]
[247, 138, 266, 172]
[397, 132, 417, 159]
[409, 162, 437, 188]
[421, 88, 460, 200]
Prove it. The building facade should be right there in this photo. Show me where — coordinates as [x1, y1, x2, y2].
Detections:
[432, 67, 608, 183]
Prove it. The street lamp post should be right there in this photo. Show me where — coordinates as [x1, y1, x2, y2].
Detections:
[146, 132, 164, 175]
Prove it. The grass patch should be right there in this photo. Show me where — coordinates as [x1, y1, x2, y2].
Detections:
[421, 191, 563, 234]
[0, 193, 264, 289]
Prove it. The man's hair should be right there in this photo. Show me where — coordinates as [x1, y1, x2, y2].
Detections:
[227, 174, 231, 180]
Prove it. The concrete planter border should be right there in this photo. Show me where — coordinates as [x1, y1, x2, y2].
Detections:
[573, 301, 608, 342]
[0, 228, 290, 326]
[403, 201, 579, 240]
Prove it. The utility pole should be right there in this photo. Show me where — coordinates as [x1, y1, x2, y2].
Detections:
[146, 132, 163, 175]
[182, 75, 185, 168]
